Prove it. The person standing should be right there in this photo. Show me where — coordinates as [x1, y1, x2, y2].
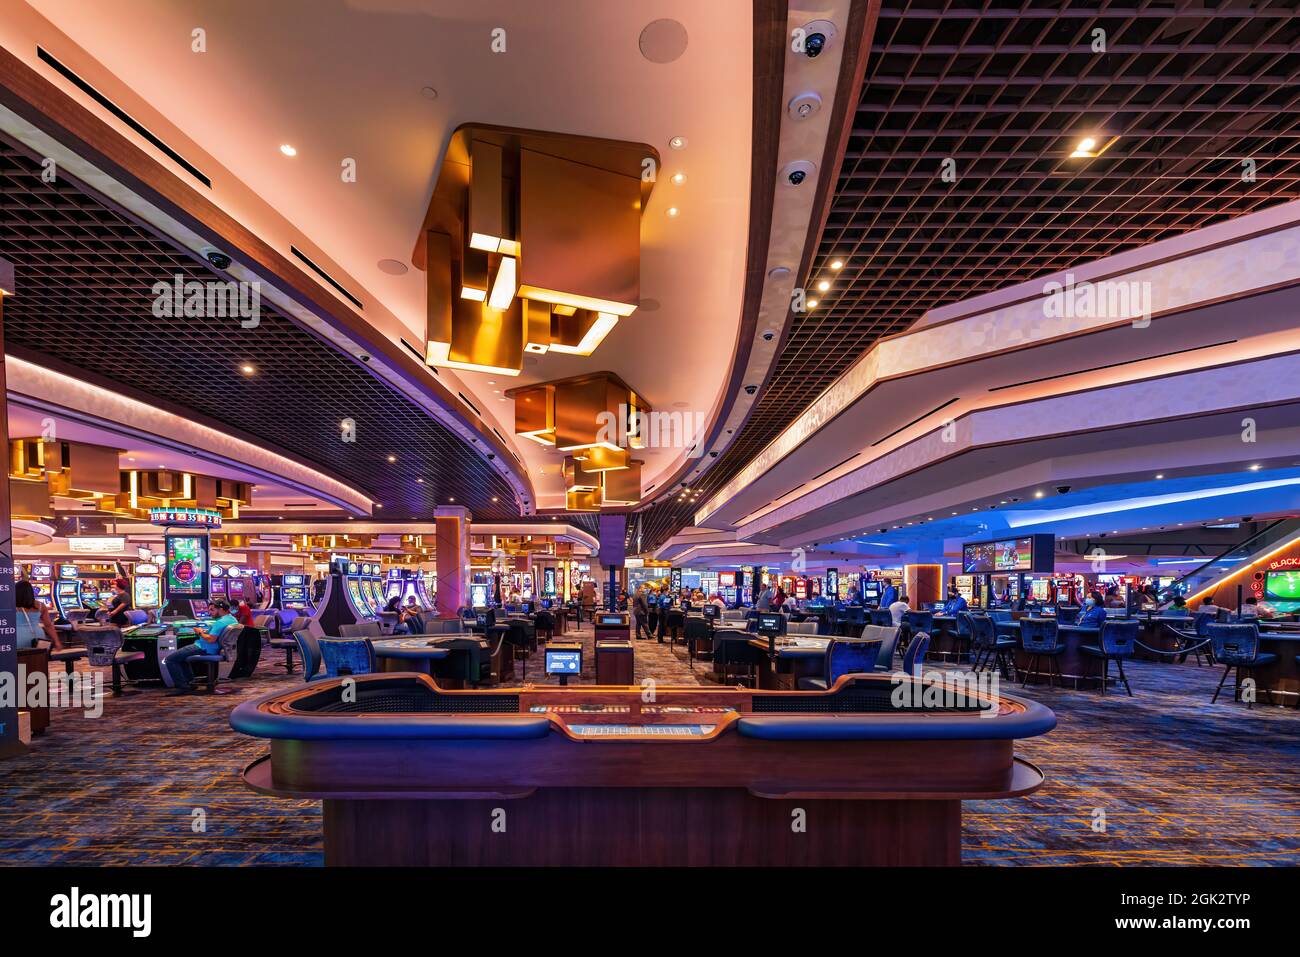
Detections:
[15, 580, 62, 649]
[104, 578, 132, 627]
[633, 587, 650, 640]
[879, 580, 899, 609]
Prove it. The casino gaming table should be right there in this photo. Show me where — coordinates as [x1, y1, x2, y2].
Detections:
[121, 619, 205, 683]
[231, 672, 1055, 866]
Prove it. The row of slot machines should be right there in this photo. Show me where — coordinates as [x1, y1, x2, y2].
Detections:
[210, 564, 272, 607]
[23, 561, 163, 622]
[383, 568, 435, 610]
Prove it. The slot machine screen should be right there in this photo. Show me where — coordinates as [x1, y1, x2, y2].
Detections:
[719, 571, 736, 587]
[470, 583, 490, 608]
[227, 578, 248, 602]
[57, 564, 79, 580]
[32, 582, 52, 601]
[166, 535, 208, 595]
[133, 577, 160, 608]
[190, 599, 211, 619]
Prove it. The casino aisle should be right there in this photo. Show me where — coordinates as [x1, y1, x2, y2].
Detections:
[498, 618, 706, 689]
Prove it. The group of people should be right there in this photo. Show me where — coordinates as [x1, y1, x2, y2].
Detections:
[383, 593, 428, 634]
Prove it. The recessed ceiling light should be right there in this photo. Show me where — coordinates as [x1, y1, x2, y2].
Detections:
[279, 144, 297, 157]
[1155, 473, 1164, 479]
[816, 280, 830, 292]
[420, 86, 439, 100]
[1034, 490, 1044, 498]
[387, 455, 397, 463]
[449, 497, 455, 502]
[416, 478, 424, 483]
[492, 497, 498, 502]
[669, 136, 687, 150]
[670, 172, 686, 186]
[830, 259, 843, 270]
[666, 206, 680, 218]
[806, 299, 819, 309]
[1249, 464, 1262, 471]
[1076, 137, 1097, 153]
[240, 364, 256, 375]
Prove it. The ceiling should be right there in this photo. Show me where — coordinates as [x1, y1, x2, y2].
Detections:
[20, 0, 754, 510]
[0, 135, 524, 522]
[633, 0, 1300, 551]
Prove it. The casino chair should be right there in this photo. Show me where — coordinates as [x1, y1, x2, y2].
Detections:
[75, 623, 145, 697]
[969, 614, 1017, 680]
[902, 610, 933, 651]
[1079, 619, 1139, 696]
[318, 638, 377, 678]
[186, 623, 245, 695]
[858, 624, 901, 670]
[711, 629, 765, 687]
[869, 609, 893, 627]
[1055, 605, 1081, 625]
[902, 632, 929, 678]
[503, 619, 534, 680]
[664, 608, 686, 645]
[1206, 623, 1277, 708]
[533, 610, 556, 643]
[432, 636, 496, 687]
[1186, 612, 1218, 666]
[271, 615, 309, 674]
[797, 638, 882, 691]
[683, 615, 712, 668]
[1018, 618, 1064, 688]
[291, 629, 324, 682]
[340, 621, 383, 639]
[786, 621, 820, 636]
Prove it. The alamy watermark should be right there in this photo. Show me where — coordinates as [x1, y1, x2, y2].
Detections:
[151, 272, 261, 328]
[595, 403, 708, 458]
[1042, 272, 1152, 328]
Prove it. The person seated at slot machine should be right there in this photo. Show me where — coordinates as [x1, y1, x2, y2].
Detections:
[104, 578, 132, 628]
[1076, 591, 1108, 630]
[403, 596, 426, 635]
[1016, 590, 1034, 612]
[234, 599, 256, 628]
[710, 592, 726, 611]
[163, 598, 237, 694]
[941, 588, 968, 616]
[15, 580, 62, 649]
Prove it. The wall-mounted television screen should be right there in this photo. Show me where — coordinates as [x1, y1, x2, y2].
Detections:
[1263, 570, 1300, 612]
[962, 534, 1054, 574]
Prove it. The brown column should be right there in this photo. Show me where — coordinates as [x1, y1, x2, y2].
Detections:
[0, 259, 21, 758]
[434, 506, 470, 619]
[904, 563, 943, 607]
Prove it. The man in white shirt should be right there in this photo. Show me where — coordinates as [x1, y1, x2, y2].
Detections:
[889, 595, 910, 626]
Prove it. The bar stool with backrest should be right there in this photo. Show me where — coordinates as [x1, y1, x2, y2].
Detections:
[1079, 619, 1139, 696]
[1055, 605, 1080, 625]
[969, 613, 1017, 679]
[291, 628, 324, 682]
[869, 609, 893, 627]
[317, 637, 377, 678]
[75, 623, 144, 696]
[902, 632, 929, 677]
[534, 610, 555, 643]
[797, 638, 881, 691]
[1206, 623, 1277, 708]
[683, 615, 711, 668]
[271, 615, 307, 673]
[664, 608, 686, 645]
[711, 629, 765, 687]
[1018, 618, 1064, 688]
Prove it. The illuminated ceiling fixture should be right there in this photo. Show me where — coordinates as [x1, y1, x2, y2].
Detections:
[240, 363, 256, 375]
[279, 144, 297, 156]
[807, 299, 819, 308]
[816, 280, 830, 291]
[423, 129, 648, 375]
[669, 135, 687, 150]
[670, 172, 686, 185]
[666, 206, 680, 218]
[1069, 134, 1118, 159]
[830, 259, 843, 270]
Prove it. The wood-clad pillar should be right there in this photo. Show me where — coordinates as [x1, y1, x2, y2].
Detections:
[904, 563, 943, 608]
[0, 258, 21, 758]
[434, 506, 470, 619]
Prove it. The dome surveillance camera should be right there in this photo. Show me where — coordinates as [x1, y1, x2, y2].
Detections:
[487, 453, 495, 460]
[744, 384, 757, 395]
[780, 159, 816, 187]
[1056, 485, 1072, 494]
[204, 247, 232, 270]
[762, 330, 775, 341]
[797, 20, 837, 59]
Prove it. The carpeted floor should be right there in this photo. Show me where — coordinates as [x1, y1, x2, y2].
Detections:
[1, 622, 1295, 866]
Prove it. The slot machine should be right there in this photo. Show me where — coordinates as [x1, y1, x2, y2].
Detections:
[209, 564, 229, 601]
[226, 566, 249, 605]
[53, 563, 83, 621]
[277, 573, 310, 611]
[29, 562, 54, 605]
[132, 562, 162, 611]
[384, 569, 404, 604]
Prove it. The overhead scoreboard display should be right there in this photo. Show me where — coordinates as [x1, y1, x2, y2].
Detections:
[961, 534, 1055, 574]
[165, 534, 209, 596]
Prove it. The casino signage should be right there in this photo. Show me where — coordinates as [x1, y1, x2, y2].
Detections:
[150, 506, 222, 528]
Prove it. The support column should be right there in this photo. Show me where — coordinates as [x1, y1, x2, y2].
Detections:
[0, 259, 20, 759]
[598, 514, 626, 610]
[434, 506, 470, 619]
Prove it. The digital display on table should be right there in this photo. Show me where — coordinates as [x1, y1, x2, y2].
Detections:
[166, 535, 207, 595]
[598, 614, 625, 626]
[544, 649, 582, 675]
[757, 613, 785, 634]
[1264, 570, 1300, 600]
[962, 534, 1053, 574]
[703, 604, 720, 619]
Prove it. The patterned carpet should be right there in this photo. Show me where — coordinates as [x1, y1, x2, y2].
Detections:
[1, 623, 1295, 866]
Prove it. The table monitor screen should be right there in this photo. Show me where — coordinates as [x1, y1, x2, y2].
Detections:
[475, 609, 496, 630]
[703, 604, 720, 620]
[598, 613, 625, 626]
[756, 612, 786, 635]
[545, 649, 582, 675]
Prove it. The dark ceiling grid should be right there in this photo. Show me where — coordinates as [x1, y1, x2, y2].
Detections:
[0, 136, 529, 524]
[633, 0, 1300, 553]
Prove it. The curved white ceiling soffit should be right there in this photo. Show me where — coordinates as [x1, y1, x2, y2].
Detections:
[7, 355, 374, 515]
[631, 0, 869, 508]
[697, 197, 1300, 534]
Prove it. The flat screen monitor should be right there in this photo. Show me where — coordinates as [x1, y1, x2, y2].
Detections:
[962, 534, 1054, 574]
[189, 599, 210, 619]
[863, 582, 881, 601]
[544, 648, 582, 676]
[702, 604, 720, 620]
[475, 609, 496, 630]
[1262, 570, 1300, 612]
[165, 535, 208, 596]
[597, 613, 626, 627]
[756, 612, 785, 635]
[719, 571, 736, 587]
[1043, 606, 1057, 617]
[57, 564, 79, 580]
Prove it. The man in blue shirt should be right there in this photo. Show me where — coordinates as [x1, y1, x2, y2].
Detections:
[164, 598, 238, 694]
[942, 588, 968, 616]
[879, 581, 898, 608]
[1076, 592, 1108, 630]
